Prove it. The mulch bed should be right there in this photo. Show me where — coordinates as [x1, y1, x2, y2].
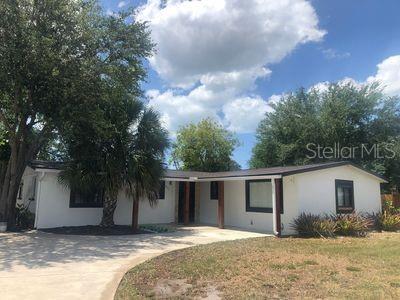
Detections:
[40, 225, 150, 236]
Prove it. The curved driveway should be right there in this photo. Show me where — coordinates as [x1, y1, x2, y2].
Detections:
[0, 226, 268, 300]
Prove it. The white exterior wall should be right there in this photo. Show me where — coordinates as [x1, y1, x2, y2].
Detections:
[114, 181, 176, 225]
[30, 164, 382, 232]
[293, 165, 382, 215]
[224, 180, 274, 233]
[199, 182, 218, 225]
[34, 170, 177, 229]
[35, 172, 103, 228]
[280, 165, 382, 234]
[18, 167, 37, 213]
[280, 176, 299, 235]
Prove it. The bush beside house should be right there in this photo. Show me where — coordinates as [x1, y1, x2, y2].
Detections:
[292, 206, 400, 238]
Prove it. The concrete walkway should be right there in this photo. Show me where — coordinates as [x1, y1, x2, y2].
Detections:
[0, 226, 268, 300]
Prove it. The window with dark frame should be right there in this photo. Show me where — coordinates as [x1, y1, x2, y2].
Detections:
[210, 181, 219, 200]
[158, 181, 166, 200]
[335, 179, 354, 213]
[69, 188, 104, 208]
[245, 179, 273, 213]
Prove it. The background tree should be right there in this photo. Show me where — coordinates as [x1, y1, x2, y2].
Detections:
[171, 118, 240, 172]
[0, 0, 153, 227]
[250, 83, 400, 190]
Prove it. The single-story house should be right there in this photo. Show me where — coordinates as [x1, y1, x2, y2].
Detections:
[18, 160, 386, 236]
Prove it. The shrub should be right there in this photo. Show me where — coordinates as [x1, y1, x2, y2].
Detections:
[371, 211, 400, 232]
[332, 212, 372, 237]
[291, 213, 336, 238]
[382, 199, 400, 215]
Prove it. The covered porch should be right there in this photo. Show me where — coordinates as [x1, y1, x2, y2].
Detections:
[157, 171, 284, 236]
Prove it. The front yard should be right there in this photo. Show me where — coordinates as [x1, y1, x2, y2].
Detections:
[116, 232, 400, 299]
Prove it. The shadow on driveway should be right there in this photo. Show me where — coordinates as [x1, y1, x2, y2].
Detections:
[0, 228, 200, 271]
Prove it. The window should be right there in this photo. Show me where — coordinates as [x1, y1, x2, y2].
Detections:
[158, 181, 166, 199]
[70, 187, 104, 208]
[246, 180, 273, 213]
[210, 181, 219, 200]
[335, 180, 354, 213]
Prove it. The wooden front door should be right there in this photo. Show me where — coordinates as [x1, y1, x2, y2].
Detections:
[178, 182, 195, 224]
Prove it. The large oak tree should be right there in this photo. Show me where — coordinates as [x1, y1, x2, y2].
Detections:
[0, 0, 153, 227]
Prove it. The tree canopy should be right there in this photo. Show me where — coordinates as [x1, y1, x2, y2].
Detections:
[171, 118, 240, 172]
[250, 83, 400, 190]
[0, 0, 155, 225]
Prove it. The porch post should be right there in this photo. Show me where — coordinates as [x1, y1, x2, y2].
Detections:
[274, 178, 282, 237]
[184, 181, 190, 225]
[218, 181, 224, 229]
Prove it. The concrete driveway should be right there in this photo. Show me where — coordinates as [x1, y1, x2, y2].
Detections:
[0, 226, 268, 300]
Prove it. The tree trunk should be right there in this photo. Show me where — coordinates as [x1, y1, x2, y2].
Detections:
[0, 133, 45, 228]
[100, 193, 117, 227]
[131, 197, 139, 232]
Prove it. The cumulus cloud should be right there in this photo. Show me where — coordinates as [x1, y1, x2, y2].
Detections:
[118, 1, 127, 8]
[223, 97, 271, 133]
[138, 0, 325, 133]
[308, 55, 400, 97]
[137, 0, 325, 87]
[367, 55, 400, 96]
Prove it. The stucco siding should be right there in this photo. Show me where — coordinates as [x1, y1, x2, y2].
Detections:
[294, 165, 382, 216]
[199, 182, 218, 225]
[224, 180, 274, 233]
[35, 172, 177, 228]
[281, 176, 298, 235]
[18, 167, 37, 214]
[35, 172, 103, 228]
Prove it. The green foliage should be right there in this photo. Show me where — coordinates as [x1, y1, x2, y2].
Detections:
[250, 83, 400, 189]
[15, 203, 35, 229]
[331, 213, 372, 237]
[171, 118, 240, 172]
[375, 211, 400, 231]
[370, 205, 400, 231]
[0, 0, 155, 223]
[292, 212, 375, 237]
[290, 213, 337, 238]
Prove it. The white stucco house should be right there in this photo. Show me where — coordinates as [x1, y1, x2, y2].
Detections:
[18, 160, 386, 236]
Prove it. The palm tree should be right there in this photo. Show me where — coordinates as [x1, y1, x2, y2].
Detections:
[125, 108, 169, 231]
[59, 99, 169, 228]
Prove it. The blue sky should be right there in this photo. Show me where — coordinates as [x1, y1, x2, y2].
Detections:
[101, 0, 400, 168]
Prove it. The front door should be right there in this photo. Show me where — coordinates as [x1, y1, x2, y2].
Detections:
[178, 182, 196, 224]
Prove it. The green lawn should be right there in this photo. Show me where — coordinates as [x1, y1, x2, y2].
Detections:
[115, 233, 400, 299]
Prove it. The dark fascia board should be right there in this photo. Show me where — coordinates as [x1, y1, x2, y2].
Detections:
[281, 161, 387, 182]
[28, 160, 387, 183]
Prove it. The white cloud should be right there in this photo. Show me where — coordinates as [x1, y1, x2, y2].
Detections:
[308, 55, 400, 97]
[118, 1, 127, 8]
[309, 77, 363, 93]
[137, 0, 325, 87]
[138, 0, 325, 133]
[322, 48, 350, 60]
[223, 97, 270, 133]
[367, 55, 400, 96]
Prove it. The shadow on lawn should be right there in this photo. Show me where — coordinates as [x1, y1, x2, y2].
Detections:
[0, 228, 199, 271]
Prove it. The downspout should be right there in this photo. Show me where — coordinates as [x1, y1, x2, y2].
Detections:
[33, 171, 45, 229]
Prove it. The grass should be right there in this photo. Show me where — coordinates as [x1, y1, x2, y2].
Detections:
[115, 232, 400, 299]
